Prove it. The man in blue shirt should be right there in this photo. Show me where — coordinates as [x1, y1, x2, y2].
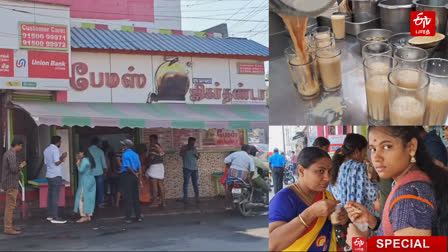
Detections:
[269, 148, 286, 194]
[120, 139, 142, 223]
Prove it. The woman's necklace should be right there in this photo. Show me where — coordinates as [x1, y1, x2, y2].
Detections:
[294, 183, 317, 206]
[394, 163, 417, 182]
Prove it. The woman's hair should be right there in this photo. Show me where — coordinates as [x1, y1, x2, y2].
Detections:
[369, 126, 448, 235]
[80, 146, 96, 169]
[297, 147, 330, 169]
[330, 133, 368, 185]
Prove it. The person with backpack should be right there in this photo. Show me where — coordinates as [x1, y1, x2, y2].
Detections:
[345, 126, 448, 246]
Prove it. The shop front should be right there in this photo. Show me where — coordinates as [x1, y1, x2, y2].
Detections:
[5, 24, 268, 211]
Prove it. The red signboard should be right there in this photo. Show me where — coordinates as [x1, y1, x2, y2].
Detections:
[367, 236, 446, 252]
[410, 11, 436, 36]
[0, 49, 13, 77]
[238, 63, 265, 75]
[28, 51, 69, 79]
[20, 22, 68, 51]
[202, 129, 242, 148]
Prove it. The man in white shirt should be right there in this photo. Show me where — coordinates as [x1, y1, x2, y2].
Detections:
[44, 136, 67, 224]
[223, 144, 255, 210]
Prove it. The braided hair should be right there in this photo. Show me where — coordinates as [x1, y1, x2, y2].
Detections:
[330, 133, 368, 185]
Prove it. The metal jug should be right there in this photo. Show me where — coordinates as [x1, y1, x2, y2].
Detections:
[351, 0, 380, 22]
[270, 0, 338, 17]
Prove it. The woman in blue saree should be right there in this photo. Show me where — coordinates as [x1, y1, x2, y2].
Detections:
[269, 147, 348, 251]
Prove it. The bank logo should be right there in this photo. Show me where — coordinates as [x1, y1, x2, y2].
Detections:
[16, 58, 26, 68]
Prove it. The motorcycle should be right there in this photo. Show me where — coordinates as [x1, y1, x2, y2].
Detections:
[283, 163, 296, 186]
[231, 168, 269, 216]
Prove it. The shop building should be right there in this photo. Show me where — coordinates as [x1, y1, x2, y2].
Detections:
[0, 0, 269, 211]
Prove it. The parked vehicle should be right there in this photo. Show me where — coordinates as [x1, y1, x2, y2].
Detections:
[283, 162, 296, 185]
[231, 168, 269, 216]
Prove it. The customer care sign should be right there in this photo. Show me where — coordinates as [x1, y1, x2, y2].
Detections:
[20, 22, 68, 51]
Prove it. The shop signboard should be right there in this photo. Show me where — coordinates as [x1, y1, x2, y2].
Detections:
[237, 63, 265, 75]
[0, 49, 13, 77]
[0, 49, 69, 90]
[69, 52, 267, 105]
[19, 22, 68, 51]
[328, 135, 346, 153]
[201, 129, 244, 149]
[28, 51, 69, 79]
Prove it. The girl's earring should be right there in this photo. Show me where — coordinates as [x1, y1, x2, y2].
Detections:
[410, 152, 416, 163]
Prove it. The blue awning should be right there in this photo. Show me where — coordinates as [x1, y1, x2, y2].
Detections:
[71, 27, 269, 58]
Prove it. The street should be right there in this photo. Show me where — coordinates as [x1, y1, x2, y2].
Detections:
[0, 212, 268, 251]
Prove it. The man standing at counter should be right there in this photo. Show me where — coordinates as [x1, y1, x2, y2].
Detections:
[180, 137, 200, 205]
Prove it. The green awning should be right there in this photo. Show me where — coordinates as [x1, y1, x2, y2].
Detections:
[13, 101, 268, 130]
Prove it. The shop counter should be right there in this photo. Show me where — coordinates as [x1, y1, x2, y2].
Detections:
[28, 179, 69, 208]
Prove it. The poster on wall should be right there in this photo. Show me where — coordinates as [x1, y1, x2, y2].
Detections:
[328, 135, 346, 153]
[201, 129, 244, 149]
[19, 22, 68, 51]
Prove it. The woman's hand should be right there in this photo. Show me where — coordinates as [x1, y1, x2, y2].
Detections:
[345, 201, 371, 224]
[346, 223, 370, 248]
[308, 199, 341, 218]
[331, 208, 348, 225]
[76, 159, 81, 168]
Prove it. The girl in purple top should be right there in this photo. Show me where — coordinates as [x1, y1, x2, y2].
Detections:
[345, 127, 448, 246]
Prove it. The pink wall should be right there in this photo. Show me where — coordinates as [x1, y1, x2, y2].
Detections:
[24, 0, 155, 22]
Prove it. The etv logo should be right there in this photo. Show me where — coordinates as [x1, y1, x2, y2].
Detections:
[353, 237, 367, 252]
[411, 11, 436, 36]
[16, 59, 26, 68]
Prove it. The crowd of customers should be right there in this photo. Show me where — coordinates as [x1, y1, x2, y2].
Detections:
[269, 126, 448, 251]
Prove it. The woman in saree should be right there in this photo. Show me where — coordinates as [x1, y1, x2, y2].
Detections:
[74, 147, 96, 223]
[345, 126, 448, 245]
[269, 147, 348, 251]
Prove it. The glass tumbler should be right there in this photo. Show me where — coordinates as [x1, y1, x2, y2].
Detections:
[388, 68, 430, 125]
[363, 55, 398, 125]
[420, 58, 448, 125]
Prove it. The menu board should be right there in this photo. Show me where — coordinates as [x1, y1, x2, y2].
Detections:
[201, 129, 245, 149]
